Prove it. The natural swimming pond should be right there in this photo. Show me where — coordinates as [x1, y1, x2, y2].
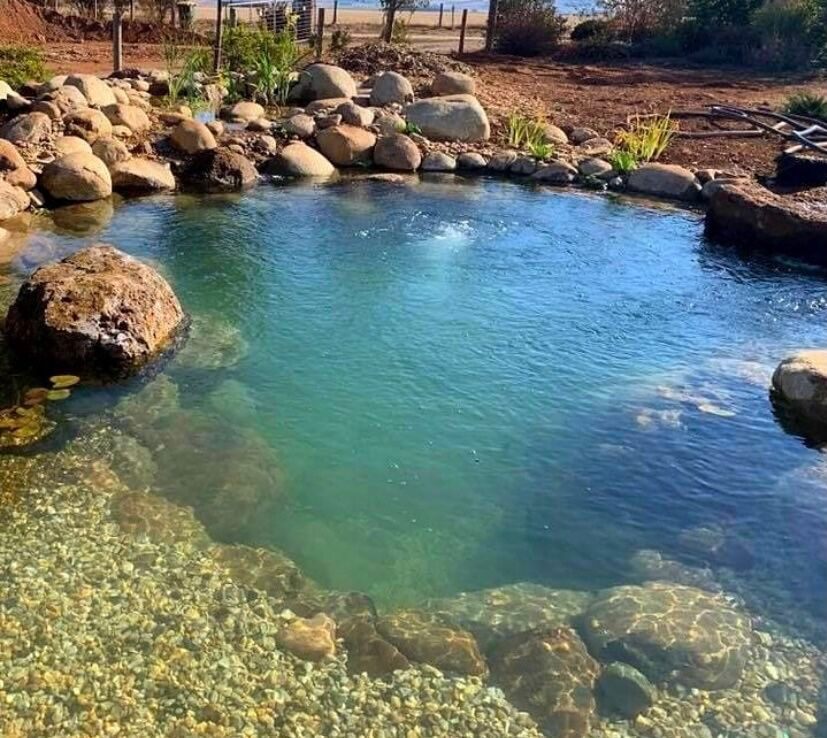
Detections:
[1, 178, 826, 737]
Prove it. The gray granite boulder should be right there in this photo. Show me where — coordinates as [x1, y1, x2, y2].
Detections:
[405, 95, 490, 142]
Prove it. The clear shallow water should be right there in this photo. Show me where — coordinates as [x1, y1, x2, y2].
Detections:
[2, 178, 827, 625]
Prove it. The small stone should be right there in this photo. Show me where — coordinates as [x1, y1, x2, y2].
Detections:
[277, 614, 337, 662]
[597, 662, 657, 718]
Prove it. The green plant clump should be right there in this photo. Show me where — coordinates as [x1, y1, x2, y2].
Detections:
[527, 139, 555, 160]
[783, 91, 827, 120]
[608, 148, 638, 173]
[504, 112, 550, 150]
[163, 41, 211, 107]
[613, 112, 675, 165]
[0, 45, 46, 89]
[330, 27, 352, 50]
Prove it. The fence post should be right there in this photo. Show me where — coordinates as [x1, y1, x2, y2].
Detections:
[333, 0, 338, 23]
[437, 2, 443, 27]
[458, 8, 468, 53]
[213, 0, 224, 73]
[382, 5, 395, 42]
[113, 8, 123, 73]
[229, 6, 237, 25]
[316, 7, 325, 59]
[485, 0, 498, 51]
[129, 0, 133, 21]
[450, 4, 454, 28]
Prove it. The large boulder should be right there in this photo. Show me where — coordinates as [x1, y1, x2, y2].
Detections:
[490, 627, 600, 738]
[102, 104, 151, 134]
[404, 95, 490, 142]
[421, 151, 457, 172]
[336, 101, 375, 128]
[0, 139, 36, 191]
[180, 147, 257, 192]
[262, 142, 335, 178]
[370, 71, 414, 106]
[208, 543, 305, 601]
[0, 112, 52, 145]
[4, 244, 185, 378]
[706, 182, 827, 261]
[375, 609, 487, 676]
[432, 71, 476, 96]
[627, 163, 700, 201]
[63, 108, 113, 143]
[316, 125, 376, 166]
[580, 582, 752, 689]
[289, 64, 357, 102]
[170, 119, 217, 154]
[772, 350, 827, 424]
[64, 73, 117, 107]
[373, 133, 421, 172]
[425, 583, 593, 653]
[41, 152, 112, 202]
[110, 158, 176, 193]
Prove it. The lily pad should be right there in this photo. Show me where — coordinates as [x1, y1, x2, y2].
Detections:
[49, 375, 80, 389]
[46, 389, 71, 401]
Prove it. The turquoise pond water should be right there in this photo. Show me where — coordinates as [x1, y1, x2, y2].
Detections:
[2, 177, 827, 621]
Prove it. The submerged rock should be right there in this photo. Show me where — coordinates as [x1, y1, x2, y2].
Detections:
[4, 244, 185, 378]
[425, 582, 593, 653]
[173, 313, 248, 370]
[597, 661, 657, 718]
[580, 582, 752, 689]
[376, 609, 487, 676]
[277, 613, 337, 662]
[339, 614, 411, 676]
[677, 523, 755, 570]
[490, 626, 599, 738]
[629, 549, 722, 592]
[209, 543, 306, 601]
[111, 489, 210, 547]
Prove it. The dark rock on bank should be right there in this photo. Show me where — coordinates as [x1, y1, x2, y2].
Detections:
[180, 147, 258, 193]
[4, 244, 185, 378]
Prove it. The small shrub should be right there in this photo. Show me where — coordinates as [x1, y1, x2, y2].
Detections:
[608, 148, 638, 173]
[391, 18, 411, 44]
[331, 28, 352, 50]
[614, 112, 675, 163]
[783, 91, 827, 119]
[495, 0, 567, 56]
[749, 0, 823, 68]
[163, 41, 210, 106]
[601, 0, 686, 41]
[570, 18, 614, 40]
[404, 120, 422, 135]
[0, 46, 46, 89]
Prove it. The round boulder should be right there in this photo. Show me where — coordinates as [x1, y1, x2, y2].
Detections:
[41, 152, 112, 202]
[370, 71, 414, 106]
[42, 85, 88, 114]
[596, 662, 657, 718]
[0, 112, 52, 145]
[55, 135, 93, 157]
[64, 73, 117, 108]
[262, 142, 336, 178]
[627, 163, 701, 202]
[180, 147, 257, 192]
[92, 137, 132, 168]
[373, 134, 421, 172]
[225, 101, 265, 123]
[63, 109, 113, 144]
[110, 158, 176, 193]
[102, 104, 151, 134]
[283, 113, 316, 139]
[432, 71, 476, 96]
[316, 124, 376, 166]
[170, 119, 217, 155]
[772, 350, 827, 424]
[421, 151, 457, 172]
[405, 95, 490, 142]
[0, 180, 30, 220]
[4, 244, 185, 378]
[289, 63, 357, 102]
